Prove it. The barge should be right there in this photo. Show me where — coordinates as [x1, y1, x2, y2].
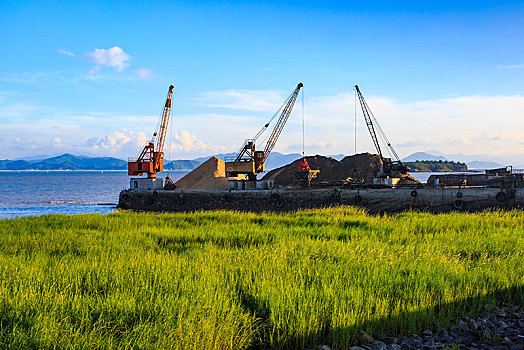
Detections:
[118, 186, 523, 214]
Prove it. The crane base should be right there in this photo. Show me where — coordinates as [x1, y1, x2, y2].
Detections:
[228, 179, 275, 190]
[130, 177, 164, 191]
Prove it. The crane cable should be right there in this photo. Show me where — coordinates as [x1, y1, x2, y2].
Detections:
[368, 107, 399, 161]
[354, 87, 357, 155]
[354, 87, 357, 172]
[152, 91, 166, 145]
[167, 93, 174, 176]
[254, 89, 295, 145]
[302, 85, 305, 158]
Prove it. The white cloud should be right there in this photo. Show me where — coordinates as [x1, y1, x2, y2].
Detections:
[85, 130, 148, 154]
[348, 94, 524, 157]
[497, 63, 524, 69]
[51, 137, 63, 146]
[0, 100, 38, 119]
[86, 46, 131, 73]
[230, 91, 524, 159]
[171, 130, 214, 153]
[197, 89, 286, 112]
[58, 49, 75, 57]
[1, 88, 524, 165]
[134, 68, 154, 79]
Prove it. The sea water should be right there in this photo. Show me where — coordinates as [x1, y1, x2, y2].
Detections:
[0, 171, 187, 219]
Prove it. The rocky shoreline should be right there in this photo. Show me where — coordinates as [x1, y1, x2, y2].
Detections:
[317, 304, 524, 350]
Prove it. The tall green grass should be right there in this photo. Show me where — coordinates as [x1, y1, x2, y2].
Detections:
[0, 207, 523, 349]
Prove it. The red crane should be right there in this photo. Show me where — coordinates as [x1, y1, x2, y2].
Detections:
[128, 84, 174, 178]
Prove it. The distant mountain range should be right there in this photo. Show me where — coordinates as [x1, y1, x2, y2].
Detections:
[402, 151, 507, 169]
[0, 152, 304, 171]
[0, 154, 127, 170]
[1, 150, 518, 171]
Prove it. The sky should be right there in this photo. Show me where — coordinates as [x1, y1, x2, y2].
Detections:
[1, 0, 524, 165]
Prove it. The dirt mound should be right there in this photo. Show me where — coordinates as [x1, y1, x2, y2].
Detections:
[262, 155, 342, 187]
[263, 153, 383, 186]
[262, 153, 419, 187]
[339, 153, 383, 183]
[175, 157, 244, 190]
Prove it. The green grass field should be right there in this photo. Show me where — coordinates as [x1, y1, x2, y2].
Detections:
[0, 207, 523, 349]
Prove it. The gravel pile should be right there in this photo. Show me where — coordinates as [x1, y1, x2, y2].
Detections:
[317, 304, 524, 350]
[262, 153, 418, 187]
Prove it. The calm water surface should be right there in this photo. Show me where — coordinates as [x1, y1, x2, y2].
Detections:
[0, 171, 187, 219]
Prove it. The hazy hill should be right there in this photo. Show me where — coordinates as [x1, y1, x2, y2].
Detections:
[0, 154, 127, 170]
[403, 152, 447, 162]
[467, 160, 503, 169]
[405, 160, 468, 172]
[405, 151, 512, 169]
[165, 159, 204, 171]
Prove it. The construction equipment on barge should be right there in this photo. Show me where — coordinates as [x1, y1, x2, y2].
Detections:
[128, 84, 174, 190]
[355, 85, 410, 184]
[293, 157, 320, 188]
[225, 83, 303, 181]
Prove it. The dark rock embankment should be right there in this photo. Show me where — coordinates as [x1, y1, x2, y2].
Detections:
[317, 304, 524, 350]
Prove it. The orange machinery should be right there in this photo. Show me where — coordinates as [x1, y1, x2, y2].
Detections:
[128, 85, 174, 178]
[293, 157, 320, 187]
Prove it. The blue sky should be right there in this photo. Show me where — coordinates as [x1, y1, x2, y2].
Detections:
[1, 1, 524, 165]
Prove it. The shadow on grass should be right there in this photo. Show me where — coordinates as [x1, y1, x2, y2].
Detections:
[148, 232, 274, 253]
[244, 284, 524, 349]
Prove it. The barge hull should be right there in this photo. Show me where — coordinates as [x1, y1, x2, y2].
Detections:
[118, 187, 523, 214]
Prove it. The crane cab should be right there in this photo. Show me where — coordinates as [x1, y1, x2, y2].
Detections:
[254, 151, 265, 173]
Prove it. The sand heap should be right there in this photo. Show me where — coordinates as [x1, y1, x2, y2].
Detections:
[262, 153, 419, 187]
[174, 157, 244, 190]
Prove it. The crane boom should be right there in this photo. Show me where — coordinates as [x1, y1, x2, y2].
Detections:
[155, 85, 174, 155]
[355, 85, 383, 158]
[264, 83, 303, 156]
[355, 85, 409, 174]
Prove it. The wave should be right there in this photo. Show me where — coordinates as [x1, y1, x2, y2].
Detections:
[40, 200, 116, 206]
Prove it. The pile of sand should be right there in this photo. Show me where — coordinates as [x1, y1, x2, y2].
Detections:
[262, 153, 419, 187]
[397, 173, 420, 185]
[174, 157, 244, 190]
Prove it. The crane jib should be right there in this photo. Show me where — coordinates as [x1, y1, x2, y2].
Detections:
[355, 85, 402, 164]
[155, 85, 174, 155]
[263, 83, 303, 158]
